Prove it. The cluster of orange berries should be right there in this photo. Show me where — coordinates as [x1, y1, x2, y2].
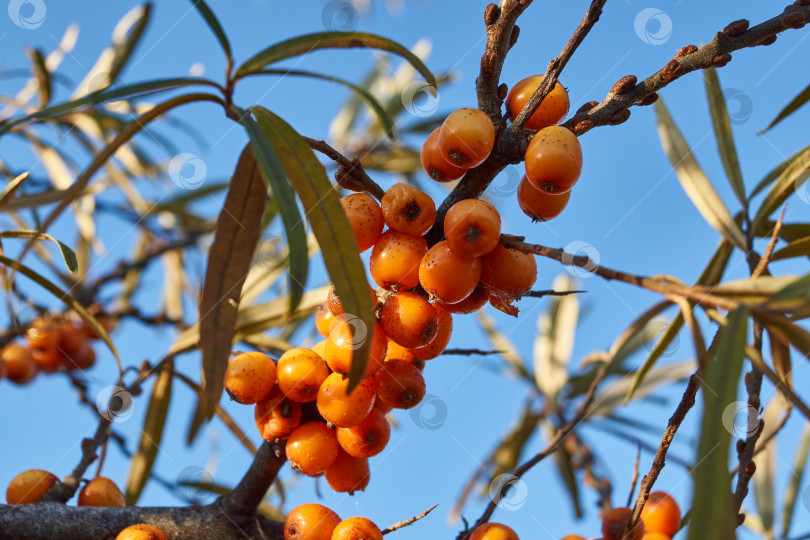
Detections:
[284, 502, 384, 539]
[421, 74, 582, 223]
[562, 492, 682, 540]
[0, 316, 105, 384]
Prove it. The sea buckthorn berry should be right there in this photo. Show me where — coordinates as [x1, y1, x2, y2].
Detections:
[78, 477, 125, 507]
[517, 175, 571, 222]
[602, 507, 645, 540]
[317, 373, 377, 427]
[524, 125, 583, 194]
[324, 449, 370, 493]
[255, 388, 303, 441]
[115, 524, 168, 540]
[6, 469, 59, 504]
[438, 108, 496, 169]
[641, 534, 671, 540]
[421, 127, 466, 182]
[561, 536, 586, 540]
[66, 344, 96, 371]
[1, 343, 37, 384]
[325, 317, 387, 378]
[444, 199, 502, 258]
[223, 351, 277, 405]
[312, 340, 327, 358]
[316, 307, 335, 339]
[381, 183, 436, 236]
[384, 339, 415, 363]
[380, 292, 439, 349]
[57, 321, 85, 355]
[481, 243, 537, 296]
[32, 347, 64, 373]
[341, 193, 384, 253]
[640, 491, 681, 536]
[25, 318, 61, 350]
[419, 241, 482, 304]
[331, 517, 383, 540]
[375, 359, 426, 410]
[372, 397, 393, 415]
[284, 503, 341, 540]
[277, 348, 330, 403]
[506, 75, 570, 130]
[336, 408, 391, 458]
[409, 304, 453, 360]
[326, 284, 378, 316]
[468, 522, 520, 540]
[369, 231, 427, 291]
[286, 421, 340, 476]
[441, 283, 490, 314]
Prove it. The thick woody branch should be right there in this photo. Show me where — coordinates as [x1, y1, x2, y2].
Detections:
[221, 441, 286, 520]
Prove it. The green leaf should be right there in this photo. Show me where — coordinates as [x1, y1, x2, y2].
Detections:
[749, 144, 810, 200]
[688, 306, 748, 540]
[26, 47, 51, 108]
[771, 236, 810, 261]
[236, 32, 437, 91]
[781, 423, 810, 539]
[0, 230, 78, 273]
[763, 81, 810, 133]
[752, 147, 810, 231]
[0, 172, 29, 206]
[655, 100, 747, 250]
[704, 68, 745, 206]
[250, 106, 376, 391]
[187, 0, 232, 61]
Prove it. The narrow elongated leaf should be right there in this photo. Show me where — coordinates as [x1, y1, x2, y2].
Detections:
[187, 0, 232, 60]
[753, 398, 780, 534]
[752, 147, 810, 230]
[251, 107, 376, 390]
[107, 4, 152, 83]
[0, 230, 78, 273]
[750, 145, 810, 200]
[781, 424, 810, 539]
[763, 82, 810, 133]
[771, 236, 810, 261]
[26, 48, 51, 108]
[125, 359, 173, 505]
[0, 172, 29, 206]
[688, 306, 748, 540]
[758, 312, 810, 360]
[534, 275, 579, 399]
[704, 68, 745, 205]
[199, 146, 267, 420]
[768, 328, 793, 400]
[656, 100, 747, 250]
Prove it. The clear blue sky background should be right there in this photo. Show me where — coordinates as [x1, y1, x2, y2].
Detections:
[1, 1, 809, 538]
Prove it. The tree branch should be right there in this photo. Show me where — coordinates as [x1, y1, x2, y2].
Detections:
[304, 136, 385, 200]
[42, 419, 111, 503]
[221, 441, 286, 520]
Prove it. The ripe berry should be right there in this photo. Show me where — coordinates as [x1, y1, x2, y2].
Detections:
[255, 388, 302, 441]
[524, 126, 582, 194]
[641, 534, 671, 540]
[341, 193, 384, 252]
[421, 126, 466, 182]
[66, 344, 96, 371]
[277, 348, 330, 403]
[602, 507, 645, 540]
[505, 75, 570, 130]
[324, 317, 387, 378]
[331, 517, 383, 540]
[324, 449, 370, 493]
[312, 340, 327, 358]
[438, 108, 496, 169]
[286, 421, 340, 476]
[78, 477, 125, 507]
[25, 318, 61, 350]
[336, 408, 391, 458]
[373, 397, 394, 415]
[375, 359, 426, 410]
[468, 522, 520, 540]
[380, 292, 439, 349]
[561, 536, 586, 540]
[284, 503, 341, 540]
[419, 241, 482, 304]
[57, 321, 85, 355]
[369, 231, 427, 291]
[326, 284, 378, 316]
[384, 339, 415, 363]
[32, 346, 64, 373]
[481, 243, 537, 296]
[316, 307, 336, 338]
[409, 304, 453, 360]
[640, 491, 681, 536]
[223, 351, 277, 405]
[115, 524, 168, 540]
[440, 283, 489, 314]
[6, 469, 58, 504]
[1, 343, 37, 384]
[317, 372, 377, 427]
[381, 183, 436, 236]
[517, 175, 571, 221]
[444, 199, 502, 258]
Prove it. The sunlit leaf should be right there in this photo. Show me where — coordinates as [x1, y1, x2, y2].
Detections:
[0, 230, 78, 273]
[26, 48, 51, 108]
[0, 172, 29, 206]
[772, 236, 810, 261]
[704, 68, 745, 205]
[749, 144, 810, 200]
[752, 147, 810, 230]
[533, 274, 579, 399]
[781, 424, 810, 539]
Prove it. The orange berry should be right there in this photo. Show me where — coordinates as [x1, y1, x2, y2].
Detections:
[311, 340, 327, 358]
[440, 283, 489, 314]
[438, 108, 496, 169]
[6, 469, 58, 504]
[409, 304, 453, 360]
[419, 241, 482, 304]
[284, 503, 341, 540]
[421, 127, 466, 182]
[640, 491, 681, 537]
[468, 522, 520, 540]
[255, 387, 302, 441]
[66, 344, 96, 371]
[517, 175, 571, 221]
[380, 292, 439, 349]
[561, 536, 586, 540]
[444, 199, 501, 257]
[324, 317, 387, 378]
[317, 372, 376, 427]
[78, 477, 125, 507]
[286, 421, 340, 476]
[481, 243, 537, 296]
[369, 231, 427, 291]
[331, 517, 383, 540]
[32, 346, 64, 373]
[602, 508, 645, 540]
[1, 343, 37, 384]
[25, 318, 61, 350]
[223, 351, 277, 405]
[384, 339, 415, 363]
[505, 75, 570, 131]
[326, 284, 378, 316]
[316, 307, 336, 339]
[372, 397, 394, 415]
[115, 524, 168, 540]
[324, 449, 370, 493]
[277, 348, 330, 403]
[641, 534, 671, 540]
[336, 408, 390, 458]
[524, 125, 582, 194]
[56, 321, 85, 355]
[341, 193, 384, 252]
[375, 359, 426, 410]
[381, 183, 436, 236]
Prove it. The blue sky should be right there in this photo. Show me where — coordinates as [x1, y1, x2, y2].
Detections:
[1, 1, 809, 538]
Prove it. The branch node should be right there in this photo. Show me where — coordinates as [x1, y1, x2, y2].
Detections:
[673, 44, 698, 58]
[660, 59, 685, 83]
[722, 19, 750, 36]
[497, 83, 509, 101]
[610, 75, 637, 95]
[608, 109, 631, 126]
[577, 101, 599, 114]
[639, 93, 659, 106]
[712, 53, 732, 67]
[484, 4, 500, 26]
[509, 26, 520, 49]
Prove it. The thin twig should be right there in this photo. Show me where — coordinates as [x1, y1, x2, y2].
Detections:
[42, 419, 112, 503]
[442, 348, 504, 356]
[382, 504, 438, 535]
[303, 136, 385, 200]
[523, 289, 586, 298]
[626, 444, 642, 509]
[751, 205, 786, 279]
